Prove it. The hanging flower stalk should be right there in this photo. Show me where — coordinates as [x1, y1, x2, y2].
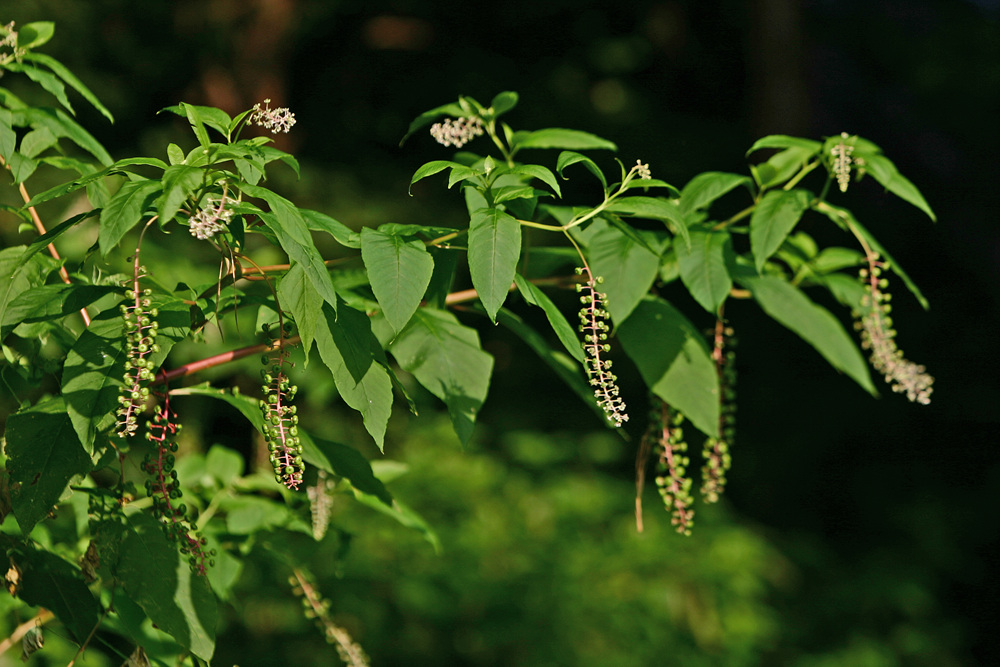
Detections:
[575, 266, 628, 427]
[701, 319, 736, 503]
[260, 320, 304, 490]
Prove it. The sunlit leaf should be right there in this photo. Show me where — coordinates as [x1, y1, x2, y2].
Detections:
[468, 207, 521, 321]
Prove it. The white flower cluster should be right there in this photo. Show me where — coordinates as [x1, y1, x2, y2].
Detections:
[189, 196, 234, 240]
[250, 98, 296, 134]
[634, 160, 652, 180]
[0, 21, 25, 63]
[429, 116, 484, 148]
[831, 132, 855, 193]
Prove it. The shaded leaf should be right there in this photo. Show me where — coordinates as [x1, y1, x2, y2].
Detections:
[119, 513, 217, 661]
[5, 397, 92, 534]
[390, 308, 493, 445]
[618, 297, 720, 437]
[738, 274, 876, 394]
[750, 189, 812, 271]
[514, 274, 585, 362]
[678, 172, 751, 219]
[588, 224, 660, 326]
[11, 547, 100, 643]
[278, 262, 321, 360]
[676, 229, 734, 313]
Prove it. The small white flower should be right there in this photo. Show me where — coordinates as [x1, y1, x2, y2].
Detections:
[429, 116, 484, 148]
[189, 196, 234, 240]
[250, 98, 297, 134]
[634, 160, 652, 180]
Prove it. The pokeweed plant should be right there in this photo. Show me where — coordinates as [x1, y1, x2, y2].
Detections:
[0, 20, 936, 666]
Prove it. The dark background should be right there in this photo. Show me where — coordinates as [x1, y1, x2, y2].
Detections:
[5, 1, 999, 665]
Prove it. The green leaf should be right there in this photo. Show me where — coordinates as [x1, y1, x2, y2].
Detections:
[302, 208, 360, 248]
[678, 172, 751, 219]
[389, 308, 493, 445]
[400, 100, 467, 146]
[514, 274, 585, 362]
[277, 262, 321, 360]
[7, 63, 73, 114]
[676, 229, 734, 313]
[814, 202, 928, 309]
[242, 185, 339, 310]
[223, 496, 298, 534]
[618, 297, 720, 437]
[16, 106, 112, 165]
[750, 146, 818, 189]
[750, 189, 812, 271]
[738, 274, 876, 394]
[588, 224, 660, 326]
[60, 314, 125, 451]
[314, 302, 393, 450]
[556, 151, 608, 191]
[18, 22, 56, 49]
[2, 284, 116, 340]
[513, 128, 617, 152]
[22, 52, 115, 122]
[490, 91, 519, 116]
[156, 164, 202, 225]
[5, 397, 92, 534]
[468, 207, 521, 321]
[0, 246, 51, 340]
[11, 547, 100, 643]
[361, 226, 435, 333]
[118, 513, 217, 661]
[859, 153, 936, 222]
[305, 434, 393, 507]
[506, 164, 561, 197]
[408, 160, 465, 193]
[745, 135, 822, 155]
[605, 196, 687, 238]
[100, 179, 160, 255]
[62, 301, 190, 450]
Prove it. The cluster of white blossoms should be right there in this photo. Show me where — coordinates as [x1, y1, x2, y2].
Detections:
[831, 131, 865, 193]
[429, 116, 484, 148]
[634, 160, 652, 180]
[189, 196, 234, 240]
[0, 21, 25, 63]
[250, 98, 296, 134]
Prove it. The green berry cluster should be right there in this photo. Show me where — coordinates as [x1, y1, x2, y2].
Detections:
[854, 253, 933, 404]
[576, 268, 628, 427]
[115, 273, 160, 439]
[643, 400, 694, 535]
[259, 321, 304, 490]
[142, 402, 214, 575]
[701, 322, 737, 503]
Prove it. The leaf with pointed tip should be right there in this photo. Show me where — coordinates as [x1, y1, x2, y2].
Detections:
[390, 308, 493, 445]
[678, 172, 750, 219]
[99, 179, 160, 255]
[618, 297, 720, 437]
[361, 227, 435, 333]
[5, 397, 92, 534]
[156, 164, 202, 225]
[746, 135, 822, 156]
[859, 153, 936, 222]
[242, 184, 338, 310]
[118, 513, 217, 660]
[588, 224, 660, 326]
[512, 128, 617, 151]
[11, 547, 100, 643]
[277, 262, 321, 360]
[514, 274, 585, 362]
[468, 207, 521, 321]
[676, 229, 734, 313]
[750, 189, 812, 271]
[2, 283, 116, 343]
[556, 151, 608, 191]
[314, 302, 393, 450]
[738, 274, 876, 394]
